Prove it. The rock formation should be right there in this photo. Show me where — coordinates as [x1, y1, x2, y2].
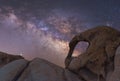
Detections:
[0, 58, 82, 81]
[65, 26, 120, 81]
[17, 58, 81, 81]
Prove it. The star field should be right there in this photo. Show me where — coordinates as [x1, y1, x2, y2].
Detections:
[0, 0, 119, 66]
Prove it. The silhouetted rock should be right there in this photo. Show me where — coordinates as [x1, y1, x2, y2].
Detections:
[65, 26, 120, 81]
[0, 52, 24, 67]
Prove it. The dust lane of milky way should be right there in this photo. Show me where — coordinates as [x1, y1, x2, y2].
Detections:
[0, 0, 120, 66]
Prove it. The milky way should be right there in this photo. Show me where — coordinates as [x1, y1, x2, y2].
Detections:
[0, 0, 120, 66]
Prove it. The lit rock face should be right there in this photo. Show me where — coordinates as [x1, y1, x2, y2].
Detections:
[108, 46, 120, 81]
[65, 26, 120, 81]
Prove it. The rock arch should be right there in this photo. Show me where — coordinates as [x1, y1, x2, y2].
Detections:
[65, 26, 120, 81]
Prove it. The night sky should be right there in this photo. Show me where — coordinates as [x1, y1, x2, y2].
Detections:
[0, 0, 120, 66]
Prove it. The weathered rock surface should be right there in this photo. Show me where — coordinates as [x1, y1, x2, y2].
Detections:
[0, 52, 24, 67]
[65, 26, 120, 81]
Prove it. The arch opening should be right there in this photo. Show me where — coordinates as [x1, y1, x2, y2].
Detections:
[72, 41, 89, 57]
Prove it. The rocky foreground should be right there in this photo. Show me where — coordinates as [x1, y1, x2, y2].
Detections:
[0, 53, 81, 81]
[0, 26, 119, 81]
[0, 47, 119, 81]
